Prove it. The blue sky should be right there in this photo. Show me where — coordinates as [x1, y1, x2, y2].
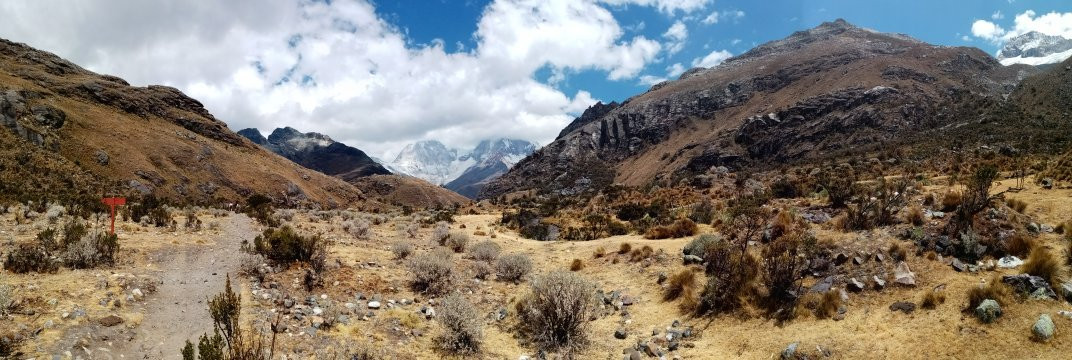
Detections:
[0, 0, 1069, 158]
[378, 0, 1072, 103]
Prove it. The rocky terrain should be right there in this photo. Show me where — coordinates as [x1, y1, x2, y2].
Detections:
[239, 127, 390, 182]
[482, 19, 1064, 199]
[389, 139, 535, 198]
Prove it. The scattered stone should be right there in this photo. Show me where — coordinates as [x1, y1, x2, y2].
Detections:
[367, 301, 381, 309]
[625, 350, 642, 360]
[1032, 314, 1055, 342]
[614, 328, 627, 339]
[810, 276, 835, 293]
[874, 253, 885, 263]
[99, 315, 123, 327]
[421, 306, 436, 319]
[974, 299, 1002, 323]
[852, 256, 864, 266]
[1058, 311, 1072, 320]
[1027, 223, 1040, 234]
[926, 210, 945, 219]
[889, 301, 916, 314]
[872, 276, 886, 290]
[847, 278, 865, 292]
[834, 253, 850, 266]
[893, 262, 916, 287]
[1040, 178, 1054, 189]
[951, 258, 967, 272]
[1060, 282, 1072, 301]
[683, 255, 703, 265]
[997, 256, 1023, 269]
[657, 272, 668, 284]
[1002, 274, 1055, 299]
[781, 342, 799, 360]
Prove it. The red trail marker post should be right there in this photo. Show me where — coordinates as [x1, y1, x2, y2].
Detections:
[101, 197, 126, 235]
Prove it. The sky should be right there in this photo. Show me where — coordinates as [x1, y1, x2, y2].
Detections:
[0, 0, 1070, 160]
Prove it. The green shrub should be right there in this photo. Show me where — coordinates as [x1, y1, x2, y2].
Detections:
[251, 226, 325, 269]
[683, 234, 719, 257]
[4, 243, 57, 273]
[62, 229, 119, 269]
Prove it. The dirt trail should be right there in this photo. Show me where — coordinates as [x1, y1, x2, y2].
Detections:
[48, 214, 257, 359]
[113, 214, 256, 359]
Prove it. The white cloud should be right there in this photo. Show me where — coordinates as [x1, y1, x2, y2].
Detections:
[991, 11, 1004, 20]
[666, 63, 685, 77]
[0, 0, 687, 158]
[731, 38, 742, 45]
[691, 49, 732, 68]
[638, 75, 667, 86]
[971, 10, 1072, 44]
[701, 9, 745, 25]
[600, 0, 712, 14]
[662, 21, 688, 55]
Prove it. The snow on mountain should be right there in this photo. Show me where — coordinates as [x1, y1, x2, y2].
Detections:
[998, 31, 1072, 66]
[389, 139, 536, 197]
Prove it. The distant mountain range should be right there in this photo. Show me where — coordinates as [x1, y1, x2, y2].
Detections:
[385, 139, 535, 198]
[238, 127, 390, 181]
[997, 31, 1072, 66]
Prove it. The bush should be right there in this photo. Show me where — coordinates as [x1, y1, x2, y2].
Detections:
[391, 241, 414, 260]
[688, 198, 715, 225]
[436, 294, 483, 354]
[762, 230, 812, 317]
[63, 229, 119, 269]
[618, 243, 632, 254]
[183, 275, 270, 359]
[966, 276, 1010, 310]
[663, 269, 697, 302]
[517, 272, 598, 353]
[592, 246, 606, 258]
[472, 261, 493, 280]
[951, 166, 1000, 235]
[496, 253, 532, 283]
[921, 288, 946, 310]
[402, 222, 419, 239]
[345, 218, 372, 239]
[1023, 247, 1061, 286]
[445, 232, 469, 253]
[1005, 198, 1028, 213]
[468, 241, 501, 263]
[569, 259, 584, 271]
[408, 252, 454, 294]
[62, 220, 87, 250]
[252, 225, 326, 268]
[184, 208, 202, 232]
[644, 218, 698, 239]
[683, 234, 719, 258]
[629, 245, 655, 262]
[820, 172, 856, 208]
[697, 237, 759, 316]
[432, 221, 449, 244]
[132, 195, 172, 227]
[4, 243, 57, 273]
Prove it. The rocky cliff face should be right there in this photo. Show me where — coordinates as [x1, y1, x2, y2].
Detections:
[0, 37, 365, 206]
[482, 19, 1042, 199]
[998, 31, 1072, 66]
[239, 127, 390, 181]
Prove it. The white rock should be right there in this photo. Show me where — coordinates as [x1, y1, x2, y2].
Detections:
[997, 256, 1024, 269]
[368, 301, 381, 309]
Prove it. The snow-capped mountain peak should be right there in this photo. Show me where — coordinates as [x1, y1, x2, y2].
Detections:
[388, 138, 536, 196]
[997, 31, 1072, 66]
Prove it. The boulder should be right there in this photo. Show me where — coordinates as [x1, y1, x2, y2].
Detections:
[889, 301, 916, 314]
[996, 256, 1023, 269]
[614, 327, 627, 339]
[847, 278, 865, 292]
[99, 315, 123, 327]
[1002, 274, 1055, 299]
[1032, 314, 1054, 342]
[893, 262, 916, 287]
[974, 299, 1002, 323]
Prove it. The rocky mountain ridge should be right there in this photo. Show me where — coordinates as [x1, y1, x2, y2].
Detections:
[238, 127, 390, 182]
[997, 31, 1072, 66]
[482, 19, 1058, 199]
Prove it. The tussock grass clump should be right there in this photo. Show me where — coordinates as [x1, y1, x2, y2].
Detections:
[445, 232, 469, 253]
[1023, 247, 1062, 286]
[941, 190, 963, 212]
[966, 276, 1010, 310]
[904, 204, 925, 226]
[436, 294, 483, 355]
[496, 253, 533, 283]
[663, 269, 697, 302]
[629, 245, 655, 262]
[813, 290, 842, 319]
[408, 252, 454, 294]
[921, 288, 946, 310]
[592, 246, 606, 258]
[618, 243, 632, 254]
[569, 259, 584, 271]
[468, 240, 501, 262]
[517, 272, 598, 354]
[1005, 198, 1028, 214]
[644, 218, 698, 239]
[889, 242, 908, 262]
[1004, 233, 1035, 258]
[391, 241, 414, 260]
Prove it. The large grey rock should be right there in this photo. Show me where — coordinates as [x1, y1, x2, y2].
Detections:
[996, 256, 1023, 269]
[974, 299, 1002, 323]
[1032, 314, 1054, 342]
[893, 261, 916, 287]
[1002, 274, 1055, 299]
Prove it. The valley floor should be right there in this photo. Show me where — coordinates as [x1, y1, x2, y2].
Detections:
[2, 177, 1072, 359]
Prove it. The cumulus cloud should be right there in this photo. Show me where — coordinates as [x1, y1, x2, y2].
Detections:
[662, 21, 688, 55]
[0, 0, 681, 158]
[691, 49, 733, 68]
[702, 9, 745, 25]
[665, 63, 686, 77]
[971, 10, 1072, 44]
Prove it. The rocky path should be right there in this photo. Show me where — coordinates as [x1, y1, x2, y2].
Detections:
[52, 214, 257, 359]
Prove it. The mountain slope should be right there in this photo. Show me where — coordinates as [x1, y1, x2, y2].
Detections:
[0, 38, 364, 207]
[482, 19, 1051, 199]
[238, 127, 390, 181]
[444, 139, 536, 198]
[997, 31, 1072, 66]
